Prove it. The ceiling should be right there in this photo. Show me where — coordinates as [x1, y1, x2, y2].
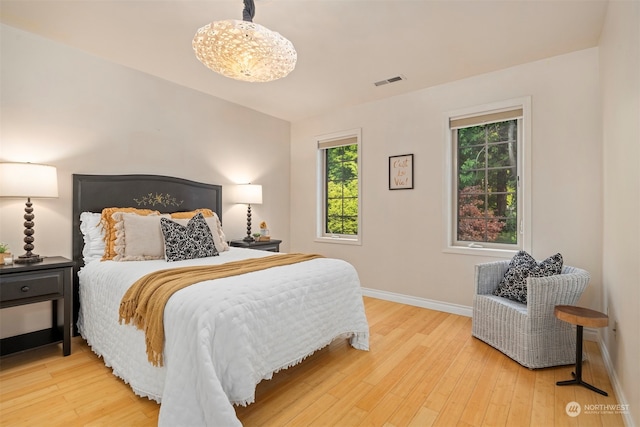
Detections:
[0, 0, 608, 122]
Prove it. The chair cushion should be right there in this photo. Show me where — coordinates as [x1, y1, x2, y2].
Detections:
[477, 294, 528, 315]
[493, 251, 563, 303]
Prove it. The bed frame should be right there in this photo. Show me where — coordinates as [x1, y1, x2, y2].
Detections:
[71, 174, 222, 333]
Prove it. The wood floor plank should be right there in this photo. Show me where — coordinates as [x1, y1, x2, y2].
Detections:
[458, 345, 505, 426]
[407, 406, 439, 427]
[0, 298, 625, 427]
[311, 381, 373, 426]
[554, 366, 579, 427]
[389, 325, 469, 399]
[0, 383, 60, 414]
[356, 342, 428, 412]
[362, 331, 427, 386]
[530, 366, 557, 427]
[357, 391, 405, 427]
[0, 366, 53, 395]
[411, 323, 474, 399]
[282, 393, 339, 426]
[505, 365, 536, 426]
[480, 357, 521, 426]
[235, 379, 313, 425]
[1, 394, 75, 426]
[265, 368, 346, 426]
[432, 341, 491, 426]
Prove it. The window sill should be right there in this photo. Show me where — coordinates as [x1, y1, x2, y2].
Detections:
[443, 246, 518, 258]
[314, 236, 361, 246]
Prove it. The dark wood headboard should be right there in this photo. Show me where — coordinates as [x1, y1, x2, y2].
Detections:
[71, 174, 223, 332]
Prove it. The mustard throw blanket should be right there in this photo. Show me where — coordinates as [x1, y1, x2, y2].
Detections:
[119, 253, 324, 366]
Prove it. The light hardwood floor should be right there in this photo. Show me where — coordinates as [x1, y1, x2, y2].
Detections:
[0, 297, 625, 426]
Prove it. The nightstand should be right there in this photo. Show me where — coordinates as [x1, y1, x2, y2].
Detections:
[0, 256, 74, 357]
[229, 239, 282, 252]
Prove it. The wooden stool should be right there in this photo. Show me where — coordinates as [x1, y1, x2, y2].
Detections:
[554, 305, 608, 396]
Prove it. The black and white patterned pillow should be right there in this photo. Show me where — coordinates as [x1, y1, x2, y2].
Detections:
[493, 251, 563, 304]
[160, 213, 218, 262]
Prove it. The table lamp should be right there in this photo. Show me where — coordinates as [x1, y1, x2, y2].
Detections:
[0, 162, 59, 263]
[234, 184, 262, 242]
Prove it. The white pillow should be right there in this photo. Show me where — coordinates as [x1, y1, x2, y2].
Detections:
[113, 212, 170, 261]
[79, 212, 104, 264]
[208, 212, 229, 252]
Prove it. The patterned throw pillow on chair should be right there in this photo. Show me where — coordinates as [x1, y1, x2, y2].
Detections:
[493, 251, 563, 304]
[160, 213, 219, 262]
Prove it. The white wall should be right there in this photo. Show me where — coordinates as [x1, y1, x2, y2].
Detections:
[600, 1, 640, 425]
[291, 48, 603, 311]
[0, 24, 291, 338]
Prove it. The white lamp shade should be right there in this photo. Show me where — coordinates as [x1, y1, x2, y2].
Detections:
[0, 163, 59, 198]
[234, 184, 262, 204]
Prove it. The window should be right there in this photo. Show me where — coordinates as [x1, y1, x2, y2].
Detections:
[445, 98, 531, 254]
[317, 129, 361, 243]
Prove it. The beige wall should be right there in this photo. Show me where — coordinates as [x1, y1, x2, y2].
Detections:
[0, 24, 291, 337]
[600, 1, 640, 425]
[291, 48, 603, 311]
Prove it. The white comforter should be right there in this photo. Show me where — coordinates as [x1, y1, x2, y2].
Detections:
[77, 248, 369, 426]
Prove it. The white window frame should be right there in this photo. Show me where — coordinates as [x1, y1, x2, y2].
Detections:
[443, 97, 531, 257]
[316, 128, 362, 245]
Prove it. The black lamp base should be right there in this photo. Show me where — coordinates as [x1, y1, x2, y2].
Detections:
[15, 197, 43, 264]
[244, 204, 255, 242]
[14, 254, 43, 264]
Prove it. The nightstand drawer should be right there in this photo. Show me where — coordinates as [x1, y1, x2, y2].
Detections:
[0, 270, 64, 303]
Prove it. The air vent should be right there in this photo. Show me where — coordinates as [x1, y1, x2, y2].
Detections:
[374, 75, 406, 87]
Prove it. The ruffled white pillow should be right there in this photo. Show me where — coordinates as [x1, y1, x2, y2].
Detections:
[80, 212, 104, 264]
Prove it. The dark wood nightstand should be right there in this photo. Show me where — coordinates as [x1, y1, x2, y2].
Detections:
[229, 239, 282, 252]
[0, 256, 74, 357]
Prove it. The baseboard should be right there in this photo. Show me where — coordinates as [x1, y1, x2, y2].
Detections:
[583, 326, 599, 342]
[361, 287, 473, 317]
[596, 331, 635, 427]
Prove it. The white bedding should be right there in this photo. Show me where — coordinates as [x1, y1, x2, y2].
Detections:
[77, 247, 369, 426]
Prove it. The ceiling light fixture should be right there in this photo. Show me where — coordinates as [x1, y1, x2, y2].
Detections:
[192, 0, 296, 83]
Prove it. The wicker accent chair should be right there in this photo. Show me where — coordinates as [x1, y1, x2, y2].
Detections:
[472, 260, 590, 369]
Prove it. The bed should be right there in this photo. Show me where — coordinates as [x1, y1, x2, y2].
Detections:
[71, 174, 369, 426]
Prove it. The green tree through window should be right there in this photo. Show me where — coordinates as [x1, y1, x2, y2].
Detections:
[325, 144, 358, 235]
[457, 120, 518, 244]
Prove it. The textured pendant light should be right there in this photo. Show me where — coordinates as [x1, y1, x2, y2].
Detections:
[193, 0, 296, 82]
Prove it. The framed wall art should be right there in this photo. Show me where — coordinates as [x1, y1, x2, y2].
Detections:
[389, 154, 413, 190]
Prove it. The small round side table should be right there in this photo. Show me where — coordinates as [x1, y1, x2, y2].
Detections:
[554, 305, 609, 396]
